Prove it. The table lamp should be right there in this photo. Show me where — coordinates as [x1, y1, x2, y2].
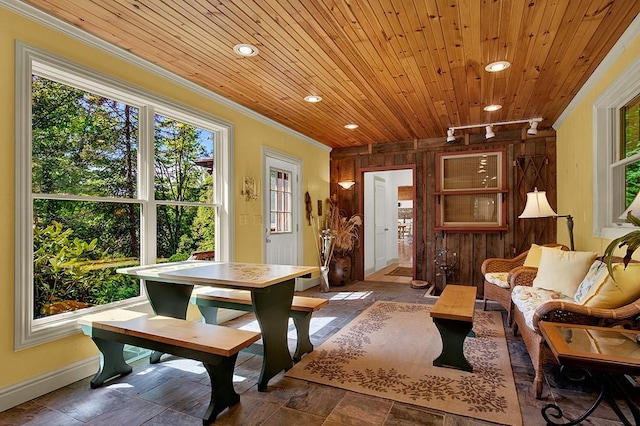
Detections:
[519, 187, 574, 250]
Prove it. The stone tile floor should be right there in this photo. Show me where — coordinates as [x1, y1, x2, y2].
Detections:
[2, 280, 639, 425]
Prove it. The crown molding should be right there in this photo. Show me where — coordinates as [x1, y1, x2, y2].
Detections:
[2, 0, 331, 153]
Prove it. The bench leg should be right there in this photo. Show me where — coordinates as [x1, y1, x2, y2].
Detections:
[197, 305, 219, 325]
[291, 312, 313, 362]
[89, 337, 132, 388]
[252, 279, 294, 391]
[202, 354, 241, 424]
[432, 318, 473, 372]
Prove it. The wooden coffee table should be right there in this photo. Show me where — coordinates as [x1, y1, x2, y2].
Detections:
[430, 284, 477, 372]
[539, 322, 640, 425]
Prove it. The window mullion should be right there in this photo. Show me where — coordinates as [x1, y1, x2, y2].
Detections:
[139, 105, 156, 266]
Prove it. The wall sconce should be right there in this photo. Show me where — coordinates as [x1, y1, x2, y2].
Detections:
[241, 176, 259, 201]
[338, 181, 356, 190]
[519, 187, 574, 250]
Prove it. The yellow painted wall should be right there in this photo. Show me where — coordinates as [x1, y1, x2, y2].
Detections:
[555, 28, 640, 254]
[0, 7, 328, 390]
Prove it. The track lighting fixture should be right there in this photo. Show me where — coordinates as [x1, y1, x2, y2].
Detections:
[445, 117, 543, 141]
[446, 128, 456, 143]
[485, 125, 495, 139]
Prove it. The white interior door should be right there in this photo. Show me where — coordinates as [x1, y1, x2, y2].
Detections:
[374, 177, 387, 271]
[264, 154, 299, 265]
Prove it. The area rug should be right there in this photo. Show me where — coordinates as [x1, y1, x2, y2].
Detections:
[384, 266, 413, 276]
[286, 301, 522, 425]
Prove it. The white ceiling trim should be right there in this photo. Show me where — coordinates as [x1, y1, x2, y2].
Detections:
[3, 0, 330, 152]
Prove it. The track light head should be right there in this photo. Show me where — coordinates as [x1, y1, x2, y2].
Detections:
[527, 120, 539, 135]
[446, 128, 456, 143]
[485, 125, 495, 139]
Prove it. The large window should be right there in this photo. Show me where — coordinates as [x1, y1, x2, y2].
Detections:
[15, 43, 233, 349]
[593, 56, 640, 239]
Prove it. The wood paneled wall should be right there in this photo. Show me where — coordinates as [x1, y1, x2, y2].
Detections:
[330, 129, 558, 296]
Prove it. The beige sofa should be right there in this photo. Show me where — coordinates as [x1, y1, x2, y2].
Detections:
[510, 249, 640, 398]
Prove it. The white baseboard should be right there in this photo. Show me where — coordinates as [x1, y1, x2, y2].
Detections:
[0, 356, 99, 413]
[295, 276, 319, 292]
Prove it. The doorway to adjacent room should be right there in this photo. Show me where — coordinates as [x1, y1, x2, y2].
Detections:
[362, 168, 414, 283]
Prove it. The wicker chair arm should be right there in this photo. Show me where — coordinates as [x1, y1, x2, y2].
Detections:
[508, 266, 539, 288]
[481, 253, 527, 274]
[532, 299, 640, 332]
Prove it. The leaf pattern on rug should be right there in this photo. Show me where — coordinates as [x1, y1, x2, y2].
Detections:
[302, 301, 511, 415]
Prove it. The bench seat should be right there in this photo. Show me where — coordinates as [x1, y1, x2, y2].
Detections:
[191, 287, 328, 361]
[79, 309, 260, 424]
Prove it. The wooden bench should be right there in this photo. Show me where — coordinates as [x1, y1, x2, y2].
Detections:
[191, 287, 328, 362]
[429, 284, 477, 372]
[79, 309, 260, 425]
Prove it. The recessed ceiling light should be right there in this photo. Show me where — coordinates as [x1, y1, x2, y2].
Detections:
[233, 44, 259, 57]
[485, 61, 511, 72]
[304, 95, 323, 103]
[344, 123, 358, 130]
[484, 104, 502, 112]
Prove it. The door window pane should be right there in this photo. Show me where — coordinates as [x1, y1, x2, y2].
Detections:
[270, 169, 292, 233]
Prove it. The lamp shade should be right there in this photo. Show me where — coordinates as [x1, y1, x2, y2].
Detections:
[620, 189, 640, 220]
[519, 188, 557, 218]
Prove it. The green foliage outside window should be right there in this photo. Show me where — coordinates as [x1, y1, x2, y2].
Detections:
[31, 76, 216, 318]
[623, 95, 640, 206]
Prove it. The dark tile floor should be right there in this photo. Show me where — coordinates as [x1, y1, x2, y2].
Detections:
[1, 280, 639, 425]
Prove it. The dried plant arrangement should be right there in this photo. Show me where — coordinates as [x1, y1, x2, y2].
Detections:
[326, 195, 362, 256]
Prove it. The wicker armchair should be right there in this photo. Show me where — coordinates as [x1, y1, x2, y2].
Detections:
[481, 244, 567, 324]
[512, 256, 640, 398]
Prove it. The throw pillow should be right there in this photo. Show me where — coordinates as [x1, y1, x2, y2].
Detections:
[574, 260, 608, 303]
[523, 244, 562, 268]
[532, 248, 598, 297]
[579, 263, 640, 308]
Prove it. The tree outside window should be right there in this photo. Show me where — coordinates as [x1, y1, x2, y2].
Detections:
[31, 77, 216, 319]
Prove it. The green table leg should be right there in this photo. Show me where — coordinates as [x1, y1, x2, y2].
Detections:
[252, 279, 294, 391]
[145, 280, 194, 364]
[433, 318, 473, 372]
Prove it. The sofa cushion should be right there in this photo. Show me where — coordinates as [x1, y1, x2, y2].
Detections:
[579, 263, 640, 308]
[532, 248, 597, 297]
[574, 260, 608, 303]
[523, 243, 561, 268]
[512, 285, 574, 330]
[485, 272, 510, 289]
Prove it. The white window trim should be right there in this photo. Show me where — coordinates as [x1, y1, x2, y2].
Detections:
[15, 42, 234, 349]
[593, 55, 640, 240]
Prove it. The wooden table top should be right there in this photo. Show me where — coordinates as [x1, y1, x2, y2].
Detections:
[539, 322, 640, 375]
[117, 261, 317, 290]
[430, 284, 477, 322]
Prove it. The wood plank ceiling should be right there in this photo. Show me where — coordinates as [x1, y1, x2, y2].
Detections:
[20, 0, 640, 148]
